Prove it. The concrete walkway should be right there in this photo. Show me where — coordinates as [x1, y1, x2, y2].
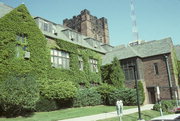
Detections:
[59, 104, 154, 121]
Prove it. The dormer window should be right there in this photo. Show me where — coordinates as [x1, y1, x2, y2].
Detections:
[43, 22, 48, 32]
[43, 21, 52, 33]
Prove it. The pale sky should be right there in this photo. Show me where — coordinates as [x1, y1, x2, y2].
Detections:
[0, 0, 180, 46]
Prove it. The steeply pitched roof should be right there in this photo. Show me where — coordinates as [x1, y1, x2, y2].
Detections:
[102, 37, 173, 65]
[34, 17, 107, 54]
[174, 45, 180, 61]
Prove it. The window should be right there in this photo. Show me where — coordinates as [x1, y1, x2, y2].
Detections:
[51, 49, 69, 69]
[16, 34, 27, 58]
[78, 56, 83, 71]
[43, 22, 48, 32]
[43, 22, 52, 33]
[89, 58, 98, 72]
[154, 63, 159, 75]
[121, 60, 137, 81]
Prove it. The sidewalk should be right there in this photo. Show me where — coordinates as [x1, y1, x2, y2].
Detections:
[59, 104, 154, 121]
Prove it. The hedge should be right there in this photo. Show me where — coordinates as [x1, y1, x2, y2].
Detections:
[73, 88, 102, 107]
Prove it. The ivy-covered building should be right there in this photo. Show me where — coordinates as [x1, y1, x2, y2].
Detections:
[0, 3, 179, 104]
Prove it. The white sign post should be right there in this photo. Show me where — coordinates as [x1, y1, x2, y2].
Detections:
[116, 100, 123, 121]
[157, 86, 163, 116]
[175, 91, 179, 107]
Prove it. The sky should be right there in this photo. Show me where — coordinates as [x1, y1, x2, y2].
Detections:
[0, 0, 180, 46]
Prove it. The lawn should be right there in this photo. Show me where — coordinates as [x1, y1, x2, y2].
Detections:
[98, 110, 169, 121]
[0, 105, 135, 121]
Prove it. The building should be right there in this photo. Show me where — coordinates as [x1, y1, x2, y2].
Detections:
[63, 9, 109, 44]
[103, 39, 180, 103]
[0, 3, 179, 104]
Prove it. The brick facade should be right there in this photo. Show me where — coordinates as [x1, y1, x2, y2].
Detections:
[121, 54, 178, 104]
[63, 9, 109, 44]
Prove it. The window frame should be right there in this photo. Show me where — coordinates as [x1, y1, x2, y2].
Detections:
[78, 56, 83, 71]
[89, 58, 98, 73]
[51, 49, 70, 69]
[153, 63, 159, 75]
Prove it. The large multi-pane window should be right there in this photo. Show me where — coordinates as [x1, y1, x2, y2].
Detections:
[51, 49, 69, 69]
[78, 56, 83, 71]
[89, 58, 98, 72]
[121, 60, 138, 81]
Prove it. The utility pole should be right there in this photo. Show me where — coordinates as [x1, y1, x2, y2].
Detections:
[129, 65, 143, 121]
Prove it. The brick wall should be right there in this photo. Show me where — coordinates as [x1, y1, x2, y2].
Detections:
[142, 54, 176, 100]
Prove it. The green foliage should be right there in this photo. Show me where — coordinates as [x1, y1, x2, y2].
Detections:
[101, 64, 112, 84]
[0, 3, 102, 91]
[35, 96, 58, 112]
[96, 83, 116, 105]
[47, 38, 102, 86]
[73, 88, 102, 107]
[0, 73, 39, 116]
[172, 49, 180, 85]
[153, 100, 176, 112]
[0, 5, 50, 81]
[137, 81, 145, 104]
[101, 57, 125, 87]
[110, 57, 125, 87]
[108, 88, 138, 106]
[38, 79, 77, 100]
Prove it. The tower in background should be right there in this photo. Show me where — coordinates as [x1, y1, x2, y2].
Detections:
[129, 0, 144, 46]
[63, 9, 110, 44]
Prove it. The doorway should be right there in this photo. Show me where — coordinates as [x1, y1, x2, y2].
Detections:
[147, 87, 156, 104]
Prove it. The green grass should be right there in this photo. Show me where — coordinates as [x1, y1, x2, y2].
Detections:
[98, 110, 169, 121]
[0, 105, 135, 121]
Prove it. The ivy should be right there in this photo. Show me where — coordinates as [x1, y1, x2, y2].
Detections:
[172, 48, 180, 85]
[48, 38, 102, 86]
[0, 5, 50, 81]
[0, 4, 102, 87]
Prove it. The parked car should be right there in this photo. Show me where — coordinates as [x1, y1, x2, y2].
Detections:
[151, 114, 180, 121]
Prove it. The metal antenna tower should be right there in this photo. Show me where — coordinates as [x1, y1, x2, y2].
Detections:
[130, 0, 139, 41]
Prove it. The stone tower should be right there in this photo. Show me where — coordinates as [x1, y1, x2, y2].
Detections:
[63, 9, 110, 44]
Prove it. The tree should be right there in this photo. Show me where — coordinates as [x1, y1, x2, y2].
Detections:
[110, 57, 125, 88]
[0, 73, 39, 116]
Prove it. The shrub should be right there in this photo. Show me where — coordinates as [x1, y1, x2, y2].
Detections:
[73, 88, 102, 107]
[153, 100, 176, 112]
[38, 79, 77, 100]
[35, 96, 58, 112]
[0, 73, 39, 116]
[137, 81, 145, 105]
[108, 88, 139, 106]
[96, 84, 116, 105]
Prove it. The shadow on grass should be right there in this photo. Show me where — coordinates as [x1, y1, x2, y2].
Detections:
[0, 109, 35, 118]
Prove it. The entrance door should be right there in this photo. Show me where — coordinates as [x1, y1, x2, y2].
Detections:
[147, 87, 156, 104]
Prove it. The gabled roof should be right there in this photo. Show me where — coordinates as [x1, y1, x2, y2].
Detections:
[102, 37, 173, 65]
[174, 45, 180, 61]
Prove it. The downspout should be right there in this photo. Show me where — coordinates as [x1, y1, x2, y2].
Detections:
[164, 55, 173, 99]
